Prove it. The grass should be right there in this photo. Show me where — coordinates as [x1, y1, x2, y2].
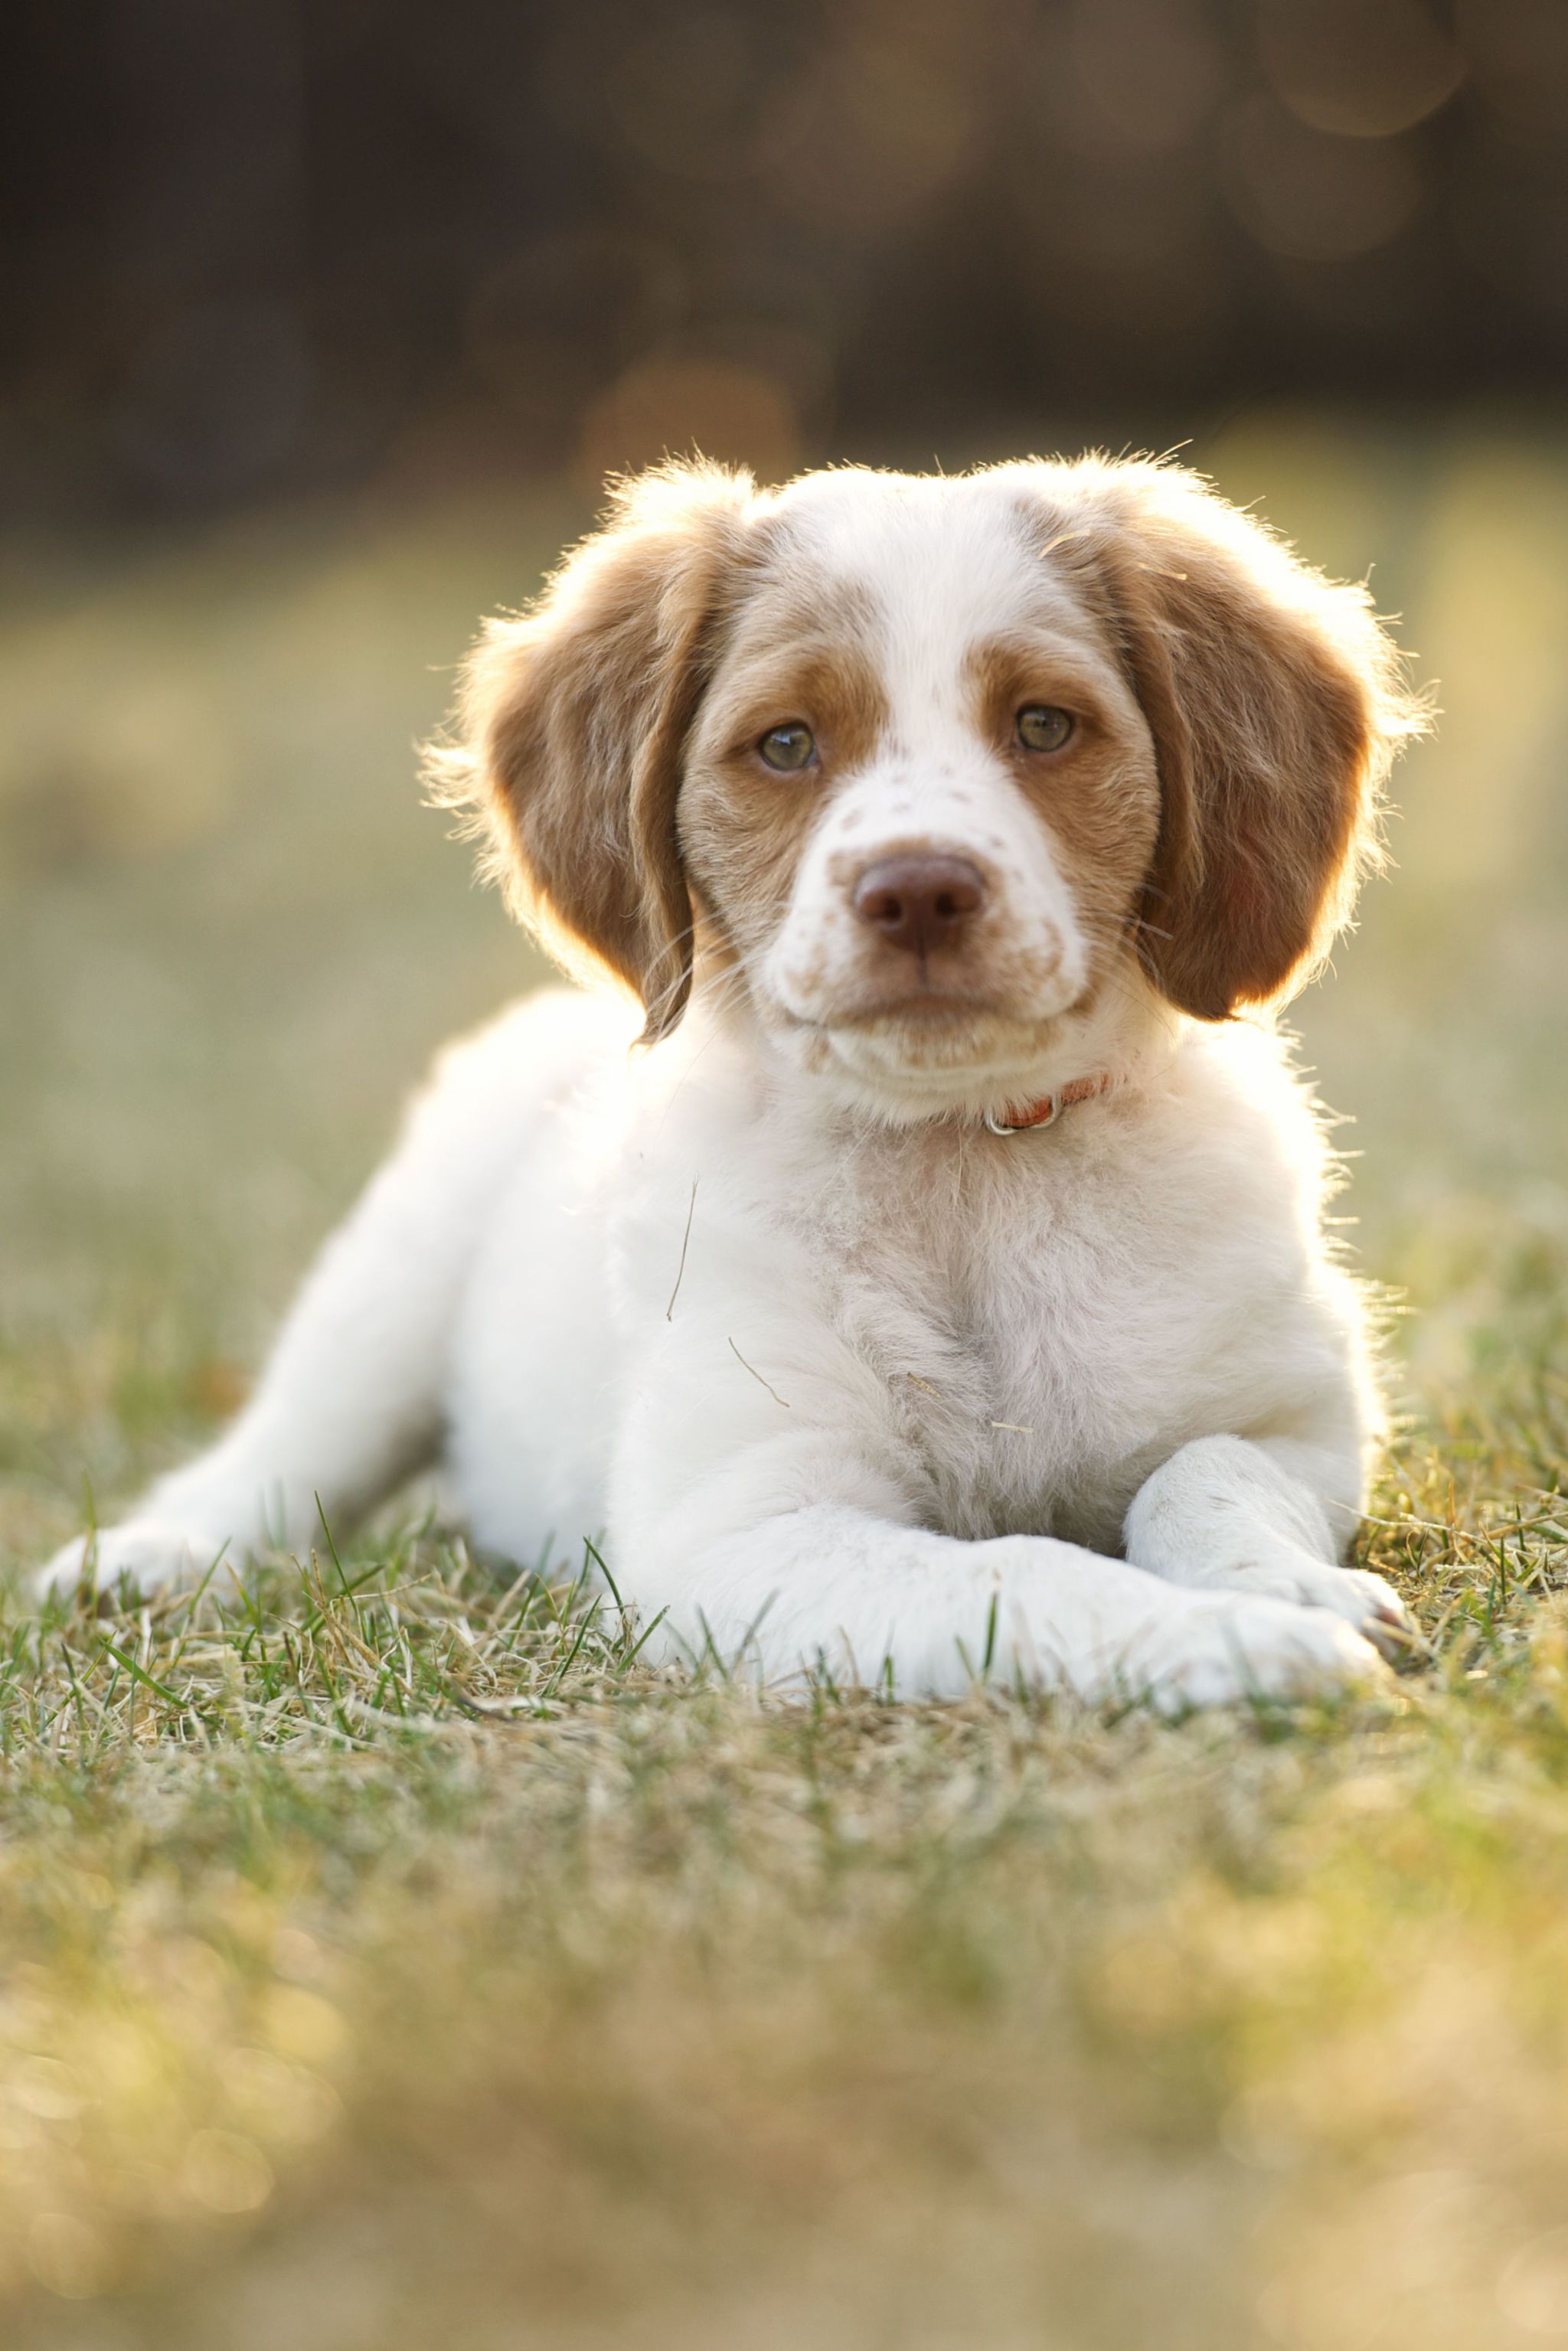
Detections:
[2, 412, 1567, 2348]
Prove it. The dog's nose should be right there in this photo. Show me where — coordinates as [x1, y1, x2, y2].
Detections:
[851, 855, 986, 958]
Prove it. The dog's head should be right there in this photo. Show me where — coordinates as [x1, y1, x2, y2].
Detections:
[433, 458, 1420, 1116]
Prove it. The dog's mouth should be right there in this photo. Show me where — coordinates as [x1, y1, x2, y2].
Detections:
[770, 988, 1089, 1103]
[799, 987, 1013, 1031]
[775, 967, 1086, 1046]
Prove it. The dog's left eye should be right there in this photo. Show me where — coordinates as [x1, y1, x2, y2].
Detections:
[1016, 704, 1073, 753]
[758, 723, 816, 772]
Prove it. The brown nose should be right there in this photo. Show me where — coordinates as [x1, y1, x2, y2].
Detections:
[851, 855, 986, 958]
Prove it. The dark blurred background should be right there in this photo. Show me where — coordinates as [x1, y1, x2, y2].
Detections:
[6, 0, 1567, 521]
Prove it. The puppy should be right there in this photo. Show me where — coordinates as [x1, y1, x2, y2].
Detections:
[41, 456, 1425, 1709]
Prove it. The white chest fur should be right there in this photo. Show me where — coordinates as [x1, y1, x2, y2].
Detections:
[583, 1011, 1355, 1567]
[754, 1117, 1298, 1550]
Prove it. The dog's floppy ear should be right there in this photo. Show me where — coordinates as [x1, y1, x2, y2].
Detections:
[431, 461, 756, 1042]
[1074, 462, 1423, 1020]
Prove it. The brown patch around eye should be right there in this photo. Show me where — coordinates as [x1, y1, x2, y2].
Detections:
[964, 632, 1161, 987]
[963, 635, 1106, 756]
[679, 589, 890, 965]
[733, 643, 888, 774]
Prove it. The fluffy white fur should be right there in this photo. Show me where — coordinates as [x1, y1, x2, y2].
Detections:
[41, 458, 1422, 1711]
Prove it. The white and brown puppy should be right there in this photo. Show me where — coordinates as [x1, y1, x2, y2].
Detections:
[42, 457, 1426, 1709]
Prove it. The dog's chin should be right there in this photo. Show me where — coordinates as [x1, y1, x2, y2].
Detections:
[771, 988, 1089, 1120]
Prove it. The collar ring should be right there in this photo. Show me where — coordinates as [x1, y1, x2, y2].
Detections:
[982, 1096, 1061, 1138]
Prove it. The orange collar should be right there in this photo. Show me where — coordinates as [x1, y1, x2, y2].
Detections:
[982, 1073, 1113, 1136]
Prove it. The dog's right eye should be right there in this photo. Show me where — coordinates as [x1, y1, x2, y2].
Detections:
[1016, 704, 1074, 753]
[758, 723, 816, 772]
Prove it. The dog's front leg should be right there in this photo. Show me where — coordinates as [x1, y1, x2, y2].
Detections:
[1123, 1434, 1415, 1657]
[617, 1487, 1385, 1714]
[38, 1173, 452, 1598]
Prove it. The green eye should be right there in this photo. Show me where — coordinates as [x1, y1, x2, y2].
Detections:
[1016, 704, 1073, 753]
[758, 722, 816, 772]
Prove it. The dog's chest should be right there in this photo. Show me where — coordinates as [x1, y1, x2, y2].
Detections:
[798, 1139, 1230, 1547]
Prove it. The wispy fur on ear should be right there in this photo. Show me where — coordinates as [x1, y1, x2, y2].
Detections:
[1034, 458, 1427, 1021]
[426, 460, 758, 1042]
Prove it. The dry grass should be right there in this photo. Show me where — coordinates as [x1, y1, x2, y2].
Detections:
[2, 416, 1567, 2349]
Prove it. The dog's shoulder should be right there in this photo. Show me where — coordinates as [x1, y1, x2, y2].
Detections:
[425, 984, 638, 1108]
[1151, 1017, 1341, 1224]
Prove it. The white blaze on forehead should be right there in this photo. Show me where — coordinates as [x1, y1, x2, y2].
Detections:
[769, 469, 1101, 748]
[756, 471, 1096, 1061]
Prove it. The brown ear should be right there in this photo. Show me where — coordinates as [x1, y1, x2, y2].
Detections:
[430, 461, 756, 1042]
[1074, 462, 1424, 1020]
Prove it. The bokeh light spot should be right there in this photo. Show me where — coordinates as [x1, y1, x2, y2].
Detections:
[1498, 2226, 1568, 2335]
[577, 357, 799, 488]
[1224, 96, 1424, 260]
[1259, 0, 1465, 139]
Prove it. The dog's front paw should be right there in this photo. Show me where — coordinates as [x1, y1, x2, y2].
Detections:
[37, 1520, 238, 1605]
[1142, 1593, 1389, 1715]
[1285, 1560, 1417, 1661]
[1223, 1549, 1418, 1664]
